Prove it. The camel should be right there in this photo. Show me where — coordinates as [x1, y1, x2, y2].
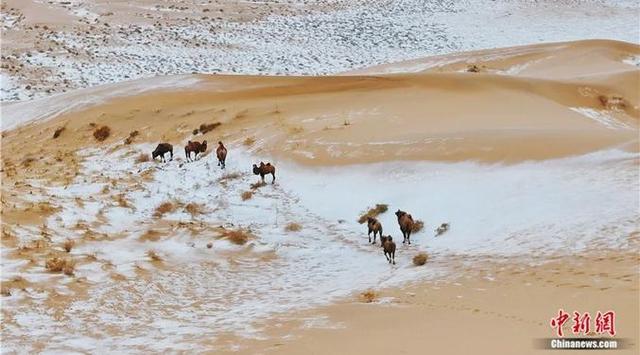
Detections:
[380, 235, 396, 264]
[185, 140, 207, 161]
[367, 217, 383, 245]
[395, 209, 415, 245]
[252, 162, 276, 184]
[216, 141, 227, 169]
[152, 143, 173, 162]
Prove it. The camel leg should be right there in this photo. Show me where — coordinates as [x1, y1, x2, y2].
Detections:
[271, 172, 276, 184]
[392, 251, 395, 265]
[261, 174, 265, 183]
[170, 150, 173, 161]
[407, 231, 411, 245]
[368, 230, 372, 243]
[384, 252, 390, 262]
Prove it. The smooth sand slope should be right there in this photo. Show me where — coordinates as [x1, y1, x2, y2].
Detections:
[1, 40, 638, 353]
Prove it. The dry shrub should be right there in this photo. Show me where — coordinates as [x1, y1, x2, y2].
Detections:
[243, 136, 256, 146]
[357, 204, 389, 224]
[412, 220, 424, 233]
[153, 202, 175, 218]
[63, 239, 74, 253]
[124, 130, 139, 144]
[192, 128, 199, 135]
[139, 229, 162, 242]
[597, 94, 627, 110]
[250, 181, 267, 190]
[467, 64, 481, 73]
[285, 223, 302, 232]
[198, 122, 221, 134]
[221, 229, 252, 245]
[21, 157, 36, 168]
[218, 172, 241, 182]
[413, 252, 428, 266]
[53, 126, 65, 139]
[135, 153, 150, 163]
[93, 125, 111, 141]
[185, 202, 203, 216]
[146, 250, 162, 262]
[360, 290, 377, 303]
[45, 257, 75, 275]
[234, 109, 248, 119]
[206, 242, 213, 249]
[241, 191, 253, 201]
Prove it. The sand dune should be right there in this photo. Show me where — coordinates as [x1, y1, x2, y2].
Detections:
[1, 40, 638, 353]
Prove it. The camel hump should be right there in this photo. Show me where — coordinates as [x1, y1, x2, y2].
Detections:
[266, 162, 271, 166]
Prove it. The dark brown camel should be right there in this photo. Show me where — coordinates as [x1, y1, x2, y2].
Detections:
[152, 143, 173, 162]
[252, 162, 276, 184]
[395, 209, 415, 245]
[367, 217, 383, 245]
[380, 235, 396, 264]
[185, 140, 207, 162]
[216, 141, 227, 169]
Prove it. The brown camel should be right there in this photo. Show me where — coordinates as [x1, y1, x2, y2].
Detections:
[367, 217, 383, 245]
[185, 140, 207, 162]
[216, 141, 227, 169]
[380, 235, 396, 264]
[252, 162, 276, 184]
[152, 143, 173, 162]
[395, 209, 415, 245]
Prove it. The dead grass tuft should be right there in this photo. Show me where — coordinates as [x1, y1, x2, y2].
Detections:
[146, 250, 162, 262]
[221, 229, 252, 245]
[597, 94, 627, 110]
[467, 64, 481, 73]
[285, 223, 302, 232]
[198, 122, 221, 134]
[63, 239, 74, 253]
[360, 290, 377, 303]
[250, 181, 267, 190]
[153, 201, 175, 218]
[135, 153, 150, 163]
[53, 126, 65, 139]
[413, 252, 428, 266]
[93, 125, 111, 142]
[218, 172, 242, 182]
[357, 204, 388, 224]
[45, 257, 75, 275]
[243, 136, 256, 146]
[185, 202, 203, 216]
[206, 242, 213, 249]
[412, 220, 424, 233]
[241, 191, 253, 201]
[124, 130, 139, 145]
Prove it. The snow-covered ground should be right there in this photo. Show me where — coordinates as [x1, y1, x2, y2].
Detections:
[1, 0, 638, 102]
[2, 142, 637, 352]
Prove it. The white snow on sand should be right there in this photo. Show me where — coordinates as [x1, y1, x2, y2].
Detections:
[2, 143, 637, 352]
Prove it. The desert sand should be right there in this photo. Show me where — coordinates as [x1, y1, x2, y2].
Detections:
[1, 39, 639, 353]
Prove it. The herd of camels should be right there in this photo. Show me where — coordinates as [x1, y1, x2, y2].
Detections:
[150, 140, 448, 265]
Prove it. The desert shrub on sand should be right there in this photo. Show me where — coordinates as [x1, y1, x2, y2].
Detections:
[206, 242, 213, 249]
[413, 252, 428, 266]
[357, 204, 389, 224]
[412, 220, 424, 233]
[285, 223, 302, 232]
[597, 94, 627, 110]
[221, 229, 252, 245]
[250, 181, 267, 190]
[53, 126, 65, 139]
[146, 250, 162, 262]
[93, 125, 111, 142]
[360, 290, 377, 303]
[153, 202, 175, 218]
[241, 191, 253, 201]
[45, 257, 75, 275]
[198, 122, 221, 134]
[124, 130, 139, 144]
[467, 64, 481, 73]
[218, 172, 241, 182]
[135, 153, 150, 163]
[63, 239, 74, 253]
[243, 136, 256, 146]
[185, 202, 203, 216]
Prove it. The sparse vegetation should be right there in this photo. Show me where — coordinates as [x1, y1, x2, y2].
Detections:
[234, 109, 248, 119]
[250, 181, 267, 190]
[63, 239, 74, 253]
[53, 126, 65, 139]
[146, 250, 162, 262]
[206, 243, 213, 249]
[45, 257, 75, 275]
[221, 229, 252, 245]
[153, 202, 175, 218]
[413, 252, 428, 266]
[198, 122, 221, 134]
[360, 290, 377, 303]
[218, 172, 242, 182]
[285, 223, 302, 232]
[135, 153, 150, 163]
[241, 191, 253, 201]
[412, 220, 424, 233]
[243, 136, 256, 146]
[597, 94, 626, 110]
[93, 125, 111, 142]
[357, 204, 389, 224]
[124, 130, 139, 144]
[467, 64, 481, 73]
[185, 202, 203, 216]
